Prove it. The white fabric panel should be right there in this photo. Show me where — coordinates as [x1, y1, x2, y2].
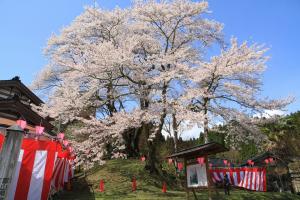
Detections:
[242, 171, 248, 188]
[27, 150, 47, 200]
[64, 161, 69, 182]
[219, 172, 224, 180]
[251, 172, 256, 190]
[256, 172, 260, 191]
[7, 150, 24, 200]
[226, 172, 231, 184]
[260, 171, 264, 191]
[247, 172, 252, 189]
[187, 164, 207, 187]
[233, 172, 238, 186]
[71, 166, 74, 178]
[213, 172, 220, 181]
[239, 171, 244, 187]
[58, 159, 65, 190]
[51, 159, 62, 190]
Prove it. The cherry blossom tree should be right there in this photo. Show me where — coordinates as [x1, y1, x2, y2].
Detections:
[184, 38, 293, 144]
[31, 0, 292, 170]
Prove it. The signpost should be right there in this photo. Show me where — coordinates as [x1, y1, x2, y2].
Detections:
[167, 142, 228, 200]
[0, 125, 24, 200]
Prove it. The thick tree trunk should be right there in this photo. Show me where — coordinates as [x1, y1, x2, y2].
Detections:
[145, 83, 168, 173]
[142, 123, 159, 174]
[123, 128, 140, 157]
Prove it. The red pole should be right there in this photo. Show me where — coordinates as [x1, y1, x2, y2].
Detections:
[99, 179, 104, 192]
[132, 177, 137, 191]
[162, 181, 167, 193]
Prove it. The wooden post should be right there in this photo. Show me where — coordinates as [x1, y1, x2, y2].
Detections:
[191, 188, 198, 200]
[205, 155, 212, 200]
[184, 158, 189, 200]
[0, 125, 24, 200]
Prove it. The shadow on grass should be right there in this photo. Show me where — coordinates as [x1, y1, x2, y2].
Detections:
[87, 159, 181, 191]
[52, 175, 96, 200]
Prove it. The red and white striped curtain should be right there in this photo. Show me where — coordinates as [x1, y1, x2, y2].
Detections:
[210, 167, 267, 192]
[0, 133, 74, 200]
[6, 138, 60, 200]
[51, 152, 74, 192]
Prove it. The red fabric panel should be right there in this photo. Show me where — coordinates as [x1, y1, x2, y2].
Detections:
[58, 150, 70, 159]
[21, 139, 60, 151]
[245, 168, 249, 189]
[263, 168, 267, 192]
[0, 133, 4, 150]
[237, 170, 241, 183]
[14, 150, 36, 200]
[54, 159, 64, 190]
[68, 161, 72, 180]
[229, 169, 234, 184]
[60, 160, 66, 189]
[253, 168, 257, 191]
[41, 150, 56, 200]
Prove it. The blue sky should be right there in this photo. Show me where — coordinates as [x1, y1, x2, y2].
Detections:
[0, 0, 299, 113]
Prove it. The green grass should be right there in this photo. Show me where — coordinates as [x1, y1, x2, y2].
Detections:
[53, 159, 300, 200]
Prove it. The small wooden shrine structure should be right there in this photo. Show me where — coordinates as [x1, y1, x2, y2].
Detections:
[0, 76, 54, 136]
[168, 142, 228, 200]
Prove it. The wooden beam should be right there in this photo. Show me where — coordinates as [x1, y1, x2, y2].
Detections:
[205, 155, 212, 200]
[0, 117, 35, 131]
[0, 100, 54, 134]
[192, 188, 198, 200]
[0, 79, 43, 105]
[184, 158, 189, 200]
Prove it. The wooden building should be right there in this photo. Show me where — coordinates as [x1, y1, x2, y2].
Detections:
[0, 76, 54, 136]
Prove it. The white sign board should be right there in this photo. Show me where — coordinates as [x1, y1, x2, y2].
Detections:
[187, 164, 208, 187]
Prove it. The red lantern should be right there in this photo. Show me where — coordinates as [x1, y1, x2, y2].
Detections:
[251, 161, 255, 166]
[63, 140, 69, 147]
[162, 181, 167, 193]
[132, 177, 137, 191]
[16, 119, 27, 129]
[264, 159, 269, 164]
[168, 158, 173, 165]
[57, 133, 65, 140]
[35, 125, 44, 135]
[177, 162, 183, 171]
[227, 162, 231, 167]
[197, 157, 205, 165]
[269, 158, 274, 163]
[99, 179, 104, 192]
[68, 146, 73, 152]
[70, 153, 76, 159]
[247, 160, 252, 165]
[209, 163, 213, 168]
[141, 156, 146, 161]
[223, 160, 228, 165]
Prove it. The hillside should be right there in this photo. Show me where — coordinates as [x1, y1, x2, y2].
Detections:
[53, 159, 300, 200]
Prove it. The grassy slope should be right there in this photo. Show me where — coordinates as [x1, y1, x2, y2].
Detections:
[55, 159, 300, 200]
